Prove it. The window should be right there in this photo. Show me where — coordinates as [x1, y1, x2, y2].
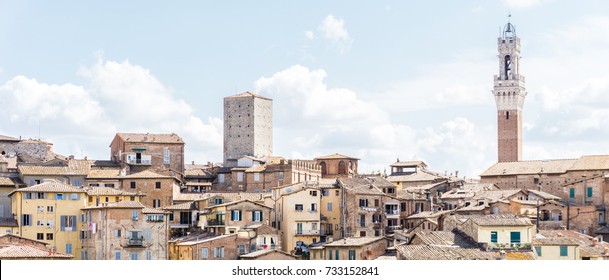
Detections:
[132, 210, 139, 221]
[338, 161, 346, 174]
[169, 213, 174, 221]
[569, 188, 575, 199]
[238, 244, 246, 255]
[510, 232, 521, 244]
[359, 199, 368, 207]
[335, 249, 339, 260]
[310, 190, 317, 196]
[400, 203, 406, 212]
[163, 148, 170, 165]
[47, 206, 54, 212]
[46, 220, 54, 229]
[297, 223, 303, 235]
[374, 199, 379, 207]
[321, 189, 329, 196]
[214, 247, 225, 258]
[214, 198, 223, 205]
[130, 182, 136, 189]
[320, 162, 327, 175]
[360, 231, 366, 237]
[46, 233, 53, 240]
[60, 216, 77, 231]
[535, 246, 542, 257]
[105, 183, 115, 188]
[37, 220, 44, 227]
[153, 199, 161, 208]
[66, 244, 72, 254]
[70, 193, 79, 200]
[21, 214, 32, 226]
[310, 203, 317, 212]
[254, 173, 260, 182]
[278, 172, 284, 179]
[491, 231, 498, 243]
[560, 246, 568, 257]
[115, 252, 121, 260]
[335, 190, 339, 196]
[252, 211, 262, 222]
[146, 251, 152, 260]
[74, 179, 81, 187]
[114, 229, 122, 237]
[327, 202, 333, 211]
[37, 206, 44, 213]
[237, 172, 244, 182]
[231, 210, 242, 221]
[55, 193, 64, 200]
[131, 252, 138, 260]
[155, 182, 161, 189]
[37, 233, 44, 240]
[219, 174, 225, 183]
[587, 187, 593, 198]
[25, 192, 33, 199]
[201, 248, 209, 259]
[348, 250, 356, 260]
[295, 204, 303, 211]
[359, 215, 366, 227]
[534, 178, 540, 185]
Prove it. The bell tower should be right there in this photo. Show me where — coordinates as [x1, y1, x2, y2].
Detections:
[493, 17, 526, 162]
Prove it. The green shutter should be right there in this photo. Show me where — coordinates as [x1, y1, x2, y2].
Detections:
[335, 249, 339, 260]
[510, 232, 521, 244]
[491, 231, 498, 243]
[535, 246, 542, 257]
[569, 188, 575, 198]
[587, 187, 593, 198]
[560, 246, 568, 257]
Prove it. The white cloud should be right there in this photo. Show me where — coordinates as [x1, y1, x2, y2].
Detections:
[0, 57, 222, 162]
[255, 65, 494, 177]
[304, 30, 315, 40]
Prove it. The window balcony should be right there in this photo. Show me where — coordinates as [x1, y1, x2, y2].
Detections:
[124, 238, 144, 247]
[125, 153, 152, 165]
[207, 219, 225, 226]
[295, 230, 320, 236]
[320, 229, 334, 236]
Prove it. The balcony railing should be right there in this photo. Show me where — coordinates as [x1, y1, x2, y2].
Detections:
[125, 154, 152, 165]
[385, 210, 399, 215]
[385, 225, 402, 234]
[126, 238, 144, 247]
[320, 229, 334, 236]
[295, 230, 320, 236]
[207, 219, 225, 226]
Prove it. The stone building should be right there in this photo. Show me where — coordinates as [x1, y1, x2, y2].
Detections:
[315, 153, 358, 179]
[493, 19, 526, 162]
[120, 170, 178, 208]
[223, 92, 273, 167]
[18, 158, 90, 187]
[0, 135, 65, 163]
[109, 132, 185, 180]
[339, 178, 395, 238]
[80, 200, 169, 260]
[274, 182, 322, 252]
[310, 236, 387, 260]
[203, 199, 272, 235]
[0, 233, 73, 260]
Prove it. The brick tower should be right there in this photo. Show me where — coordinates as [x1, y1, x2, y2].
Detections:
[493, 17, 526, 162]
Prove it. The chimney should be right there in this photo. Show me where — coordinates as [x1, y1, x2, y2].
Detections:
[68, 155, 75, 160]
[192, 161, 195, 165]
[592, 238, 598, 247]
[455, 171, 459, 178]
[84, 156, 87, 160]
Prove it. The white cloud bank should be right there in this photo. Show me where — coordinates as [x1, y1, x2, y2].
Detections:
[0, 58, 223, 162]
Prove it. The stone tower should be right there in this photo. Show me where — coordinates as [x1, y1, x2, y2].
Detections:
[223, 91, 273, 167]
[493, 18, 526, 162]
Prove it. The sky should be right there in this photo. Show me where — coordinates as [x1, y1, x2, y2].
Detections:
[1, 0, 609, 178]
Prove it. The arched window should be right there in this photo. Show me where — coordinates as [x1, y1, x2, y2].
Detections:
[504, 55, 512, 80]
[338, 161, 346, 175]
[320, 162, 327, 175]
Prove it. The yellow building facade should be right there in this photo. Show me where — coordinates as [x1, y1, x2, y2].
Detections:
[9, 180, 86, 259]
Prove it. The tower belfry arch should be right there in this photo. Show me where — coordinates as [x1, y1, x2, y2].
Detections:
[493, 16, 526, 162]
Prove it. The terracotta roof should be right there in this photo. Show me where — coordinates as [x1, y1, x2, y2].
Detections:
[184, 168, 214, 177]
[178, 234, 237, 246]
[0, 218, 18, 227]
[85, 187, 141, 196]
[532, 237, 580, 246]
[456, 204, 488, 212]
[0, 245, 73, 259]
[142, 207, 168, 214]
[403, 181, 447, 192]
[163, 201, 196, 211]
[339, 178, 385, 195]
[18, 159, 90, 176]
[474, 189, 524, 202]
[407, 210, 452, 219]
[87, 168, 121, 179]
[9, 180, 86, 196]
[314, 153, 359, 160]
[115, 132, 184, 144]
[527, 189, 561, 200]
[396, 244, 496, 260]
[240, 249, 297, 259]
[206, 199, 272, 210]
[224, 91, 272, 101]
[480, 159, 577, 176]
[121, 170, 173, 179]
[0, 177, 16, 186]
[82, 200, 145, 210]
[538, 230, 609, 257]
[0, 135, 20, 142]
[569, 155, 609, 171]
[390, 161, 427, 167]
[459, 214, 533, 226]
[410, 231, 477, 248]
[387, 170, 443, 183]
[324, 237, 385, 247]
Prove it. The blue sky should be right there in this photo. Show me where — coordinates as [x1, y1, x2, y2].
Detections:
[1, 0, 609, 178]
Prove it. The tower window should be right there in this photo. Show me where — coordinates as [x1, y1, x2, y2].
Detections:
[506, 111, 509, 120]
